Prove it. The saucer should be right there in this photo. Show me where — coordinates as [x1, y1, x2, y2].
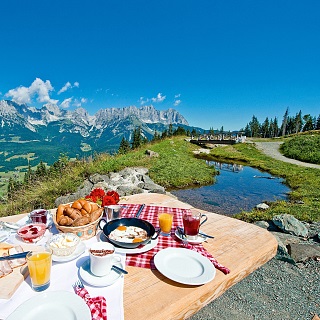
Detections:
[79, 258, 123, 287]
[52, 241, 86, 262]
[175, 229, 206, 245]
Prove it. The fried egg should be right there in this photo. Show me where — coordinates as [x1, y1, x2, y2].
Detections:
[109, 226, 148, 243]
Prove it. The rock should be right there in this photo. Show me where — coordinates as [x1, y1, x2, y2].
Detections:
[256, 203, 269, 210]
[54, 167, 166, 205]
[254, 221, 269, 229]
[145, 149, 159, 157]
[287, 243, 320, 263]
[272, 214, 308, 237]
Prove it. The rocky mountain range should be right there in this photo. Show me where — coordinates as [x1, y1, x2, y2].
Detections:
[0, 100, 197, 172]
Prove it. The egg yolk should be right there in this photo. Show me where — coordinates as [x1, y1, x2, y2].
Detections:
[132, 238, 143, 243]
[117, 226, 127, 231]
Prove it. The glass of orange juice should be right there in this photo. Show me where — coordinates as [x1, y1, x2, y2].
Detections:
[26, 247, 52, 292]
[158, 211, 173, 237]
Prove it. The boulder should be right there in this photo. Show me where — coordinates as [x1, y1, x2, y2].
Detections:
[272, 214, 308, 237]
[287, 243, 320, 263]
[256, 203, 269, 210]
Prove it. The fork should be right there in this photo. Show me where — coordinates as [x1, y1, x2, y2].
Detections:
[73, 279, 84, 289]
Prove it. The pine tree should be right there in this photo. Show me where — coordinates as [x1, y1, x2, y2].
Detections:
[131, 127, 143, 149]
[281, 107, 289, 136]
[295, 110, 303, 134]
[118, 137, 131, 154]
[316, 114, 320, 130]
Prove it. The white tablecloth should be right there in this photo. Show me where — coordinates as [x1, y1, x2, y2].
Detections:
[0, 219, 125, 320]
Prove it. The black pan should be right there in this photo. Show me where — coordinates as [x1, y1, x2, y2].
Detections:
[98, 217, 160, 249]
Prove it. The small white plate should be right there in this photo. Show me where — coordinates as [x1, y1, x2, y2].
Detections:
[98, 230, 159, 254]
[52, 241, 86, 262]
[6, 290, 91, 320]
[174, 229, 206, 245]
[154, 247, 216, 285]
[79, 258, 123, 287]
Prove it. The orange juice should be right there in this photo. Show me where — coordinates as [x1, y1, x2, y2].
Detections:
[27, 251, 52, 290]
[158, 213, 173, 234]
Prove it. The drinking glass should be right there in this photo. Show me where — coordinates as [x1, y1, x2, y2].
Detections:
[104, 205, 123, 222]
[26, 247, 52, 292]
[29, 209, 48, 224]
[158, 211, 173, 237]
[182, 209, 207, 240]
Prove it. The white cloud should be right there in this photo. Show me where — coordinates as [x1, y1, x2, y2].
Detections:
[58, 82, 72, 94]
[60, 97, 73, 109]
[174, 99, 181, 106]
[151, 92, 166, 103]
[175, 94, 181, 98]
[72, 97, 87, 107]
[5, 78, 57, 105]
[139, 96, 149, 105]
[58, 81, 80, 94]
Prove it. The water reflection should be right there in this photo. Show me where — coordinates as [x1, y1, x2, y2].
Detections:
[170, 161, 290, 215]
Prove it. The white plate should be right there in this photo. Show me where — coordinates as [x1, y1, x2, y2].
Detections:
[174, 229, 206, 245]
[154, 247, 216, 285]
[98, 230, 159, 254]
[52, 241, 86, 262]
[79, 258, 123, 287]
[6, 291, 91, 320]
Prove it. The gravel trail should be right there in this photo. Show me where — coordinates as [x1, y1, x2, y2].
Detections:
[189, 141, 320, 320]
[254, 141, 320, 169]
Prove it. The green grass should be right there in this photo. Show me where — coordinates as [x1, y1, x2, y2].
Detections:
[280, 130, 320, 164]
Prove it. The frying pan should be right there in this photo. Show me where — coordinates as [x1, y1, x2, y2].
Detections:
[98, 217, 160, 249]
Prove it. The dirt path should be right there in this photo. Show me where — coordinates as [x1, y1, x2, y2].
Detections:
[254, 141, 320, 169]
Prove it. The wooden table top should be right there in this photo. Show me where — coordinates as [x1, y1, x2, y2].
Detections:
[1, 193, 278, 320]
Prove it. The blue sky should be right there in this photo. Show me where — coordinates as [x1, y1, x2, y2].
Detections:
[0, 0, 319, 131]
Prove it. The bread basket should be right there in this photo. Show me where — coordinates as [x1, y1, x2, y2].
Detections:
[53, 201, 103, 240]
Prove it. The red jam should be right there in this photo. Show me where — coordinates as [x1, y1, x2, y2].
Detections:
[17, 223, 46, 243]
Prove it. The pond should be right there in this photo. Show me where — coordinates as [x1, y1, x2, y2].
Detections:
[170, 161, 291, 215]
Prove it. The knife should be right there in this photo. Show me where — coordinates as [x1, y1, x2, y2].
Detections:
[135, 204, 145, 218]
[0, 251, 30, 261]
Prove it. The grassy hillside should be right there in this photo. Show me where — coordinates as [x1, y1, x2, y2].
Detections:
[0, 137, 215, 217]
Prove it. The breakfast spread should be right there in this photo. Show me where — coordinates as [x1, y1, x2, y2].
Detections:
[0, 243, 26, 278]
[56, 199, 103, 227]
[109, 226, 148, 243]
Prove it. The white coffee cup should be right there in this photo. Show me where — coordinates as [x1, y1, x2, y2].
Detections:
[89, 242, 121, 277]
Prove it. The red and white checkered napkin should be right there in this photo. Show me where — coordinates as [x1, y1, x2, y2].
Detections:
[182, 242, 231, 274]
[74, 287, 107, 320]
[121, 204, 230, 274]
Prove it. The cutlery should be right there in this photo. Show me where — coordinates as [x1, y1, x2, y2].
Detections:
[0, 251, 30, 261]
[112, 264, 128, 275]
[135, 204, 145, 218]
[198, 231, 215, 239]
[177, 227, 214, 240]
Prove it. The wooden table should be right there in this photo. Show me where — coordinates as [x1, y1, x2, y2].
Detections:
[1, 193, 278, 320]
